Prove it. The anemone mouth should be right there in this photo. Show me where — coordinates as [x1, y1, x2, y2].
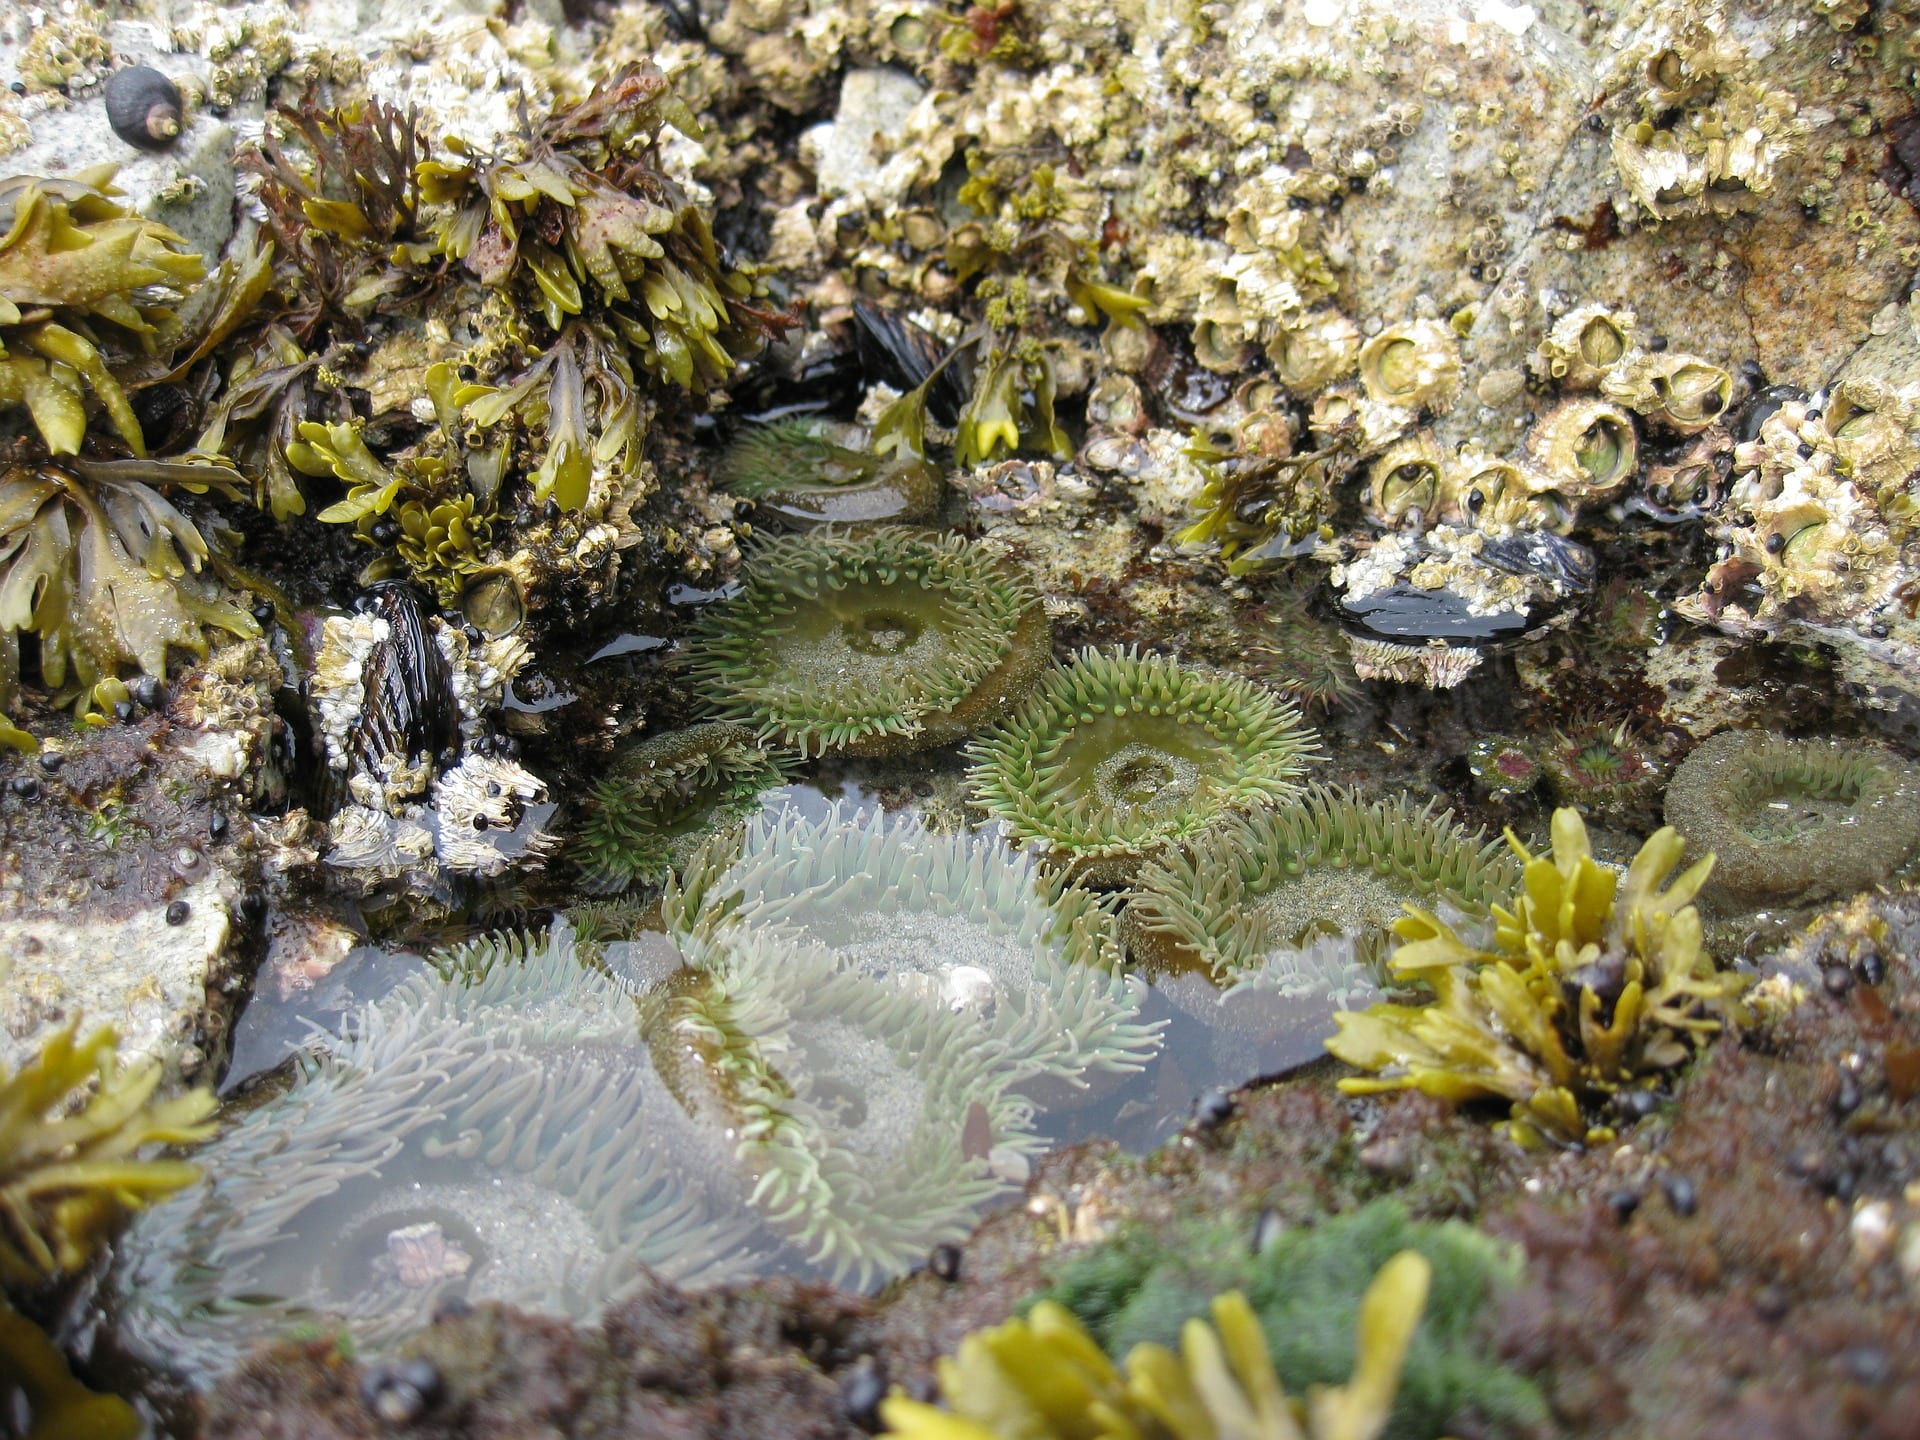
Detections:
[1126, 784, 1518, 983]
[1665, 731, 1920, 908]
[681, 529, 1051, 758]
[966, 646, 1321, 880]
[664, 804, 1160, 1085]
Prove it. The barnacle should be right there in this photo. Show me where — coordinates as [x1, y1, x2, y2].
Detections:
[418, 66, 781, 399]
[1537, 304, 1633, 390]
[0, 459, 258, 717]
[0, 170, 204, 455]
[1327, 808, 1749, 1148]
[1437, 443, 1541, 533]
[1600, 351, 1733, 435]
[966, 646, 1321, 886]
[681, 528, 1052, 758]
[1357, 319, 1462, 416]
[0, 953, 216, 1289]
[1032, 1199, 1549, 1440]
[667, 805, 1161, 1086]
[1366, 432, 1446, 528]
[114, 922, 767, 1385]
[1266, 307, 1362, 393]
[658, 931, 1042, 1289]
[1663, 730, 1920, 909]
[716, 417, 945, 528]
[572, 721, 789, 893]
[881, 1258, 1433, 1440]
[1523, 397, 1638, 510]
[1127, 786, 1520, 986]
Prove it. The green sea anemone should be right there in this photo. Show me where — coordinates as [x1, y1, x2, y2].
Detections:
[1033, 1199, 1549, 1440]
[666, 805, 1162, 1087]
[572, 721, 789, 894]
[1663, 730, 1920, 909]
[1327, 808, 1749, 1148]
[1242, 591, 1363, 715]
[114, 922, 768, 1385]
[1128, 786, 1519, 983]
[967, 646, 1322, 885]
[881, 1254, 1433, 1440]
[717, 418, 946, 528]
[658, 929, 1043, 1289]
[682, 527, 1052, 758]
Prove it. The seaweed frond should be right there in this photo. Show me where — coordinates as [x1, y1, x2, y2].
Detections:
[0, 987, 217, 1287]
[1327, 807, 1749, 1147]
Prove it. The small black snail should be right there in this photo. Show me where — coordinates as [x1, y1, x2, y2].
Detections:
[105, 66, 184, 151]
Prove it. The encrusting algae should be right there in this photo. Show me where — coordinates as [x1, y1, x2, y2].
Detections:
[1327, 808, 1748, 1148]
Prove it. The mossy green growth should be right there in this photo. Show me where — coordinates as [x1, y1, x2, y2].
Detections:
[716, 418, 945, 528]
[1663, 730, 1920, 909]
[1327, 808, 1749, 1148]
[1128, 785, 1520, 982]
[967, 646, 1321, 886]
[0, 961, 217, 1288]
[1026, 1200, 1547, 1440]
[0, 459, 260, 717]
[884, 1244, 1441, 1440]
[572, 721, 789, 893]
[0, 169, 205, 456]
[682, 527, 1052, 758]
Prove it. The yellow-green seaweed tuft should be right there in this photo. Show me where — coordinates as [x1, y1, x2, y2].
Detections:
[966, 646, 1322, 885]
[1326, 807, 1748, 1148]
[681, 527, 1052, 758]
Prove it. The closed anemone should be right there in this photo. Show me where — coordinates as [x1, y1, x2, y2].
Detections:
[665, 804, 1162, 1087]
[1127, 785, 1520, 982]
[966, 646, 1321, 885]
[112, 923, 767, 1385]
[1663, 730, 1920, 909]
[572, 721, 790, 893]
[681, 528, 1052, 758]
[660, 931, 1043, 1289]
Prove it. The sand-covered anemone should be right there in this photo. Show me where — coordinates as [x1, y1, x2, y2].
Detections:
[682, 527, 1052, 758]
[1128, 786, 1520, 985]
[113, 923, 767, 1385]
[1327, 809, 1749, 1148]
[1663, 730, 1920, 909]
[655, 931, 1043, 1289]
[571, 721, 790, 893]
[716, 418, 945, 528]
[667, 805, 1161, 1088]
[966, 646, 1321, 885]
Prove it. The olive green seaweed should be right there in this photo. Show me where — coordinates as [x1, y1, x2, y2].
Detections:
[1327, 808, 1748, 1148]
[717, 418, 945, 527]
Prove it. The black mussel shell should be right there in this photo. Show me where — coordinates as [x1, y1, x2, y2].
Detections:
[105, 66, 184, 151]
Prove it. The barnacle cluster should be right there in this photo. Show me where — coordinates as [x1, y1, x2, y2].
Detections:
[967, 646, 1320, 886]
[1663, 730, 1920, 909]
[1328, 809, 1748, 1148]
[572, 721, 789, 893]
[1604, 7, 1804, 220]
[115, 922, 767, 1383]
[683, 527, 1052, 758]
[881, 1257, 1433, 1440]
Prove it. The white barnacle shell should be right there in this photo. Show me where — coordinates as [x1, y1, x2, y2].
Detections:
[1601, 351, 1733, 435]
[942, 965, 997, 1015]
[1366, 431, 1446, 528]
[310, 614, 388, 771]
[430, 756, 558, 877]
[1537, 303, 1634, 389]
[1525, 397, 1639, 505]
[1357, 319, 1462, 414]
